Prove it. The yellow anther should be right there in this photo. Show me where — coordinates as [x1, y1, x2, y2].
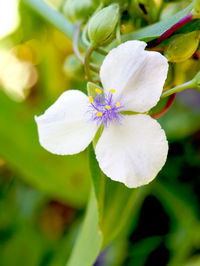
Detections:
[106, 105, 111, 110]
[96, 112, 103, 117]
[89, 96, 94, 103]
[116, 102, 120, 107]
[109, 89, 115, 93]
[95, 88, 102, 94]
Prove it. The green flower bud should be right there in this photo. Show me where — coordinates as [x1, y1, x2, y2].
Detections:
[165, 31, 200, 63]
[63, 55, 85, 81]
[192, 0, 200, 18]
[63, 0, 99, 23]
[88, 4, 120, 46]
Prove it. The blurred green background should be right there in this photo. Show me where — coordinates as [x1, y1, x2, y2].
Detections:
[0, 0, 200, 265]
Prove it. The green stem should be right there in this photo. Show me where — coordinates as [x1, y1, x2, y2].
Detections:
[73, 24, 84, 63]
[82, 22, 90, 46]
[95, 47, 108, 56]
[22, 0, 74, 39]
[84, 45, 96, 81]
[161, 79, 196, 98]
[73, 25, 100, 73]
[82, 24, 108, 56]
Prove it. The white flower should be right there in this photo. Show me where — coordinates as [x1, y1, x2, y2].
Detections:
[35, 40, 169, 188]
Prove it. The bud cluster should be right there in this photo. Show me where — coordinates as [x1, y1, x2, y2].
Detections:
[62, 0, 200, 91]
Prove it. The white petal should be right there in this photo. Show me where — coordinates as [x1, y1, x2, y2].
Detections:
[95, 115, 168, 188]
[100, 40, 168, 113]
[35, 90, 98, 155]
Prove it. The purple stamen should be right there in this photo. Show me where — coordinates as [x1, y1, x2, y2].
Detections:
[88, 91, 123, 127]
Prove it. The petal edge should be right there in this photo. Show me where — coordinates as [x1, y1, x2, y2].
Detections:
[35, 90, 98, 155]
[95, 114, 168, 188]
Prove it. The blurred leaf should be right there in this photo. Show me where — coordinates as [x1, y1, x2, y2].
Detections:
[0, 227, 47, 266]
[102, 180, 147, 247]
[22, 0, 74, 39]
[0, 91, 89, 207]
[153, 181, 200, 266]
[159, 102, 200, 139]
[67, 189, 102, 266]
[122, 3, 193, 42]
[126, 236, 162, 266]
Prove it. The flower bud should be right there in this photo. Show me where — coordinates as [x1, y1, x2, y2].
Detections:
[63, 55, 85, 81]
[88, 4, 120, 46]
[165, 31, 200, 63]
[192, 0, 200, 18]
[63, 0, 99, 23]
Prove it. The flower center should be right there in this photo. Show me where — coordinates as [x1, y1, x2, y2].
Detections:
[89, 88, 123, 127]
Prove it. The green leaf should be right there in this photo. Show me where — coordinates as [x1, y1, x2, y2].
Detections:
[122, 3, 193, 42]
[66, 189, 102, 266]
[89, 144, 104, 226]
[0, 227, 47, 266]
